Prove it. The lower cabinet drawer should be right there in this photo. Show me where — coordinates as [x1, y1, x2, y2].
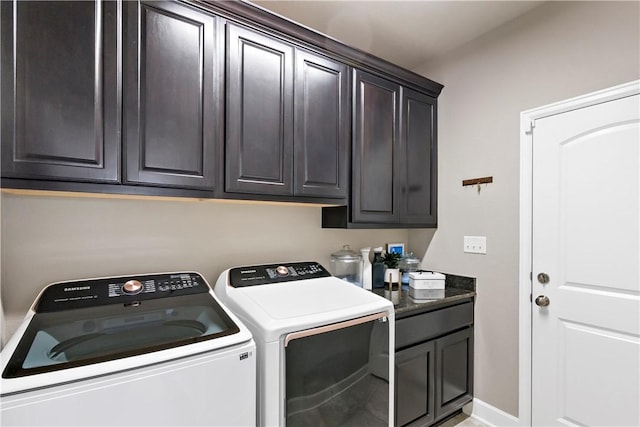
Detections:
[396, 302, 473, 349]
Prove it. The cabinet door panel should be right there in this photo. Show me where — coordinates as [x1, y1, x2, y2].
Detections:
[124, 1, 220, 189]
[1, 0, 118, 182]
[435, 327, 474, 419]
[402, 88, 437, 226]
[352, 70, 400, 223]
[294, 50, 348, 198]
[395, 340, 435, 427]
[226, 24, 293, 195]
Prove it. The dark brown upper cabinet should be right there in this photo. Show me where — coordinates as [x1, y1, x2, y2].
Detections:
[401, 88, 437, 226]
[352, 70, 401, 224]
[1, 0, 119, 183]
[226, 23, 348, 200]
[322, 70, 438, 228]
[226, 24, 294, 196]
[293, 50, 349, 199]
[1, 0, 441, 206]
[123, 1, 222, 190]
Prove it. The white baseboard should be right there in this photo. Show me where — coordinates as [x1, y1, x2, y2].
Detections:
[464, 398, 520, 426]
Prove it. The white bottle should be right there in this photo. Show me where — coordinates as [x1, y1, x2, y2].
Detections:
[361, 247, 372, 290]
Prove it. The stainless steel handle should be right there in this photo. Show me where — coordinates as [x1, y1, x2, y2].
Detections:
[537, 273, 550, 284]
[535, 295, 550, 307]
[284, 311, 388, 347]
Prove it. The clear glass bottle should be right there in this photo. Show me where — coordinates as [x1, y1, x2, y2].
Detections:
[399, 252, 421, 286]
[330, 245, 363, 287]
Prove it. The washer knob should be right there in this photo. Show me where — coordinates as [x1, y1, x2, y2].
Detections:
[276, 266, 289, 276]
[123, 279, 143, 295]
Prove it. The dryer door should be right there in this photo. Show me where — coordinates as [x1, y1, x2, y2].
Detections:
[284, 312, 391, 426]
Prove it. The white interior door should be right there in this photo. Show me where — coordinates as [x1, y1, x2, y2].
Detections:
[531, 93, 640, 426]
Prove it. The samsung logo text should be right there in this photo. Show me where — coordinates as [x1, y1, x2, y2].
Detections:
[64, 286, 91, 292]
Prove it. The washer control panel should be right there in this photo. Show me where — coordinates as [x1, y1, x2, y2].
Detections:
[229, 262, 331, 288]
[35, 272, 208, 313]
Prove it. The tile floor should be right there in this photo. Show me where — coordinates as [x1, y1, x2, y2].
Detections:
[439, 412, 489, 427]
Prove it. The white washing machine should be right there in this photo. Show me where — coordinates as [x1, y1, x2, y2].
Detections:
[214, 261, 395, 427]
[0, 272, 256, 426]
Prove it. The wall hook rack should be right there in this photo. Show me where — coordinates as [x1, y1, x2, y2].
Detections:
[462, 176, 493, 194]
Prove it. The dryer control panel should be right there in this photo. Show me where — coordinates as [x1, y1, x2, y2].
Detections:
[35, 272, 208, 312]
[229, 261, 331, 288]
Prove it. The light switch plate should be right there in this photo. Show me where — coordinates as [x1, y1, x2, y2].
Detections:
[464, 236, 487, 254]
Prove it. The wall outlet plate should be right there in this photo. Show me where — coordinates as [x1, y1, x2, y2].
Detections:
[464, 236, 487, 254]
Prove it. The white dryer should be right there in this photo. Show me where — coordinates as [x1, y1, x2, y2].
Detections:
[215, 261, 395, 427]
[0, 272, 256, 426]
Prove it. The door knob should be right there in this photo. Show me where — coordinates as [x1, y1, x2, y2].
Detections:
[535, 295, 550, 307]
[537, 273, 550, 284]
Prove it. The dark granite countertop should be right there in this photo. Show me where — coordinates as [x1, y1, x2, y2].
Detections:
[372, 273, 476, 318]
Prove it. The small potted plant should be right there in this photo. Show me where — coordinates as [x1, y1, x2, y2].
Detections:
[381, 251, 402, 284]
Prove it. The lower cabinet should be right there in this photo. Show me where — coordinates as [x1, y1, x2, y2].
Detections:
[435, 328, 474, 419]
[396, 340, 435, 426]
[395, 302, 474, 427]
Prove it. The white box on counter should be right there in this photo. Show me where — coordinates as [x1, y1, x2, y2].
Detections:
[409, 271, 445, 289]
[409, 288, 445, 300]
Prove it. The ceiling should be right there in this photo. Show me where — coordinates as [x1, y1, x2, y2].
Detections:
[252, 1, 544, 70]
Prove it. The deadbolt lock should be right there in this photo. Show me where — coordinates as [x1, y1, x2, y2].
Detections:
[537, 272, 550, 284]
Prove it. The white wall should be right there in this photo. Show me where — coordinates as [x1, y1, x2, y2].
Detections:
[411, 0, 640, 417]
[0, 191, 408, 345]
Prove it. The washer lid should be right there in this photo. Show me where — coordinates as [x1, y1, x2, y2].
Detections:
[2, 273, 243, 380]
